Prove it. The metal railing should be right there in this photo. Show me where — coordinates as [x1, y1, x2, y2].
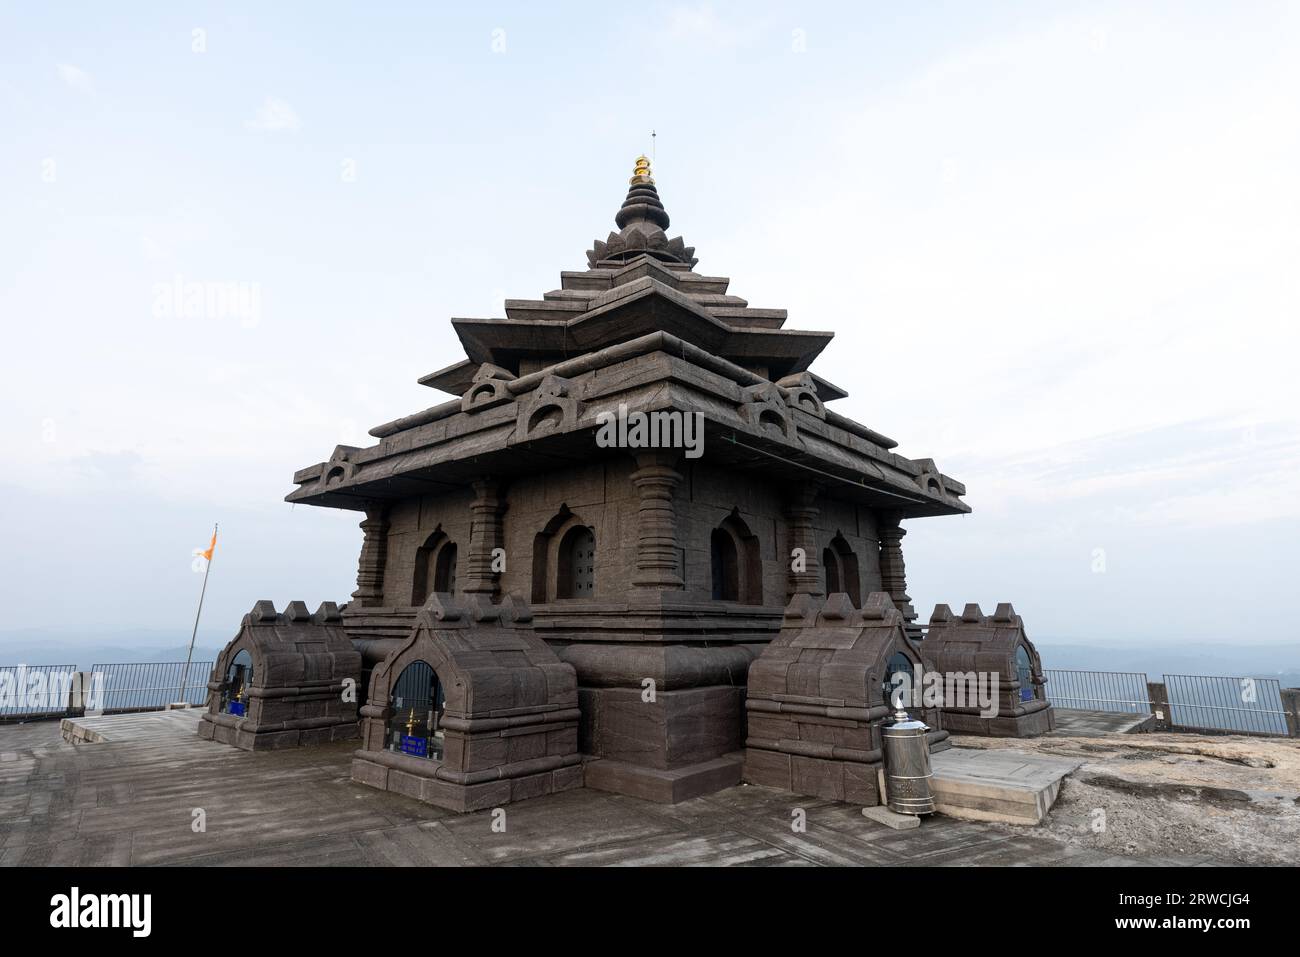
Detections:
[1044, 669, 1152, 715]
[1163, 674, 1288, 736]
[88, 661, 214, 713]
[0, 664, 79, 719]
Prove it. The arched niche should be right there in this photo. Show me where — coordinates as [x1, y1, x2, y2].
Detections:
[822, 547, 841, 596]
[221, 649, 253, 716]
[386, 659, 447, 760]
[1015, 645, 1040, 703]
[531, 506, 596, 603]
[710, 511, 762, 605]
[412, 528, 458, 606]
[711, 528, 739, 600]
[881, 649, 914, 710]
[823, 533, 861, 606]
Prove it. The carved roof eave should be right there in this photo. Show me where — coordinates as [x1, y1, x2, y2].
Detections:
[417, 358, 475, 395]
[286, 349, 968, 519]
[418, 356, 850, 404]
[448, 279, 833, 379]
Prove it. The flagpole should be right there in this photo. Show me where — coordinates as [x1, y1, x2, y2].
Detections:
[178, 523, 217, 704]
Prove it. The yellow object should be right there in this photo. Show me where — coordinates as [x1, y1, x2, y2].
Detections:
[630, 154, 654, 185]
[405, 707, 416, 735]
[199, 528, 217, 562]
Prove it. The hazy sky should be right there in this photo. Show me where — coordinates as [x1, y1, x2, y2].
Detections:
[2, 1, 1297, 647]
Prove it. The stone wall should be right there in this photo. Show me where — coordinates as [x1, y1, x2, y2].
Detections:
[374, 458, 887, 615]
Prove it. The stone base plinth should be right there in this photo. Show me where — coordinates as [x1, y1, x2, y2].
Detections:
[352, 752, 583, 813]
[583, 752, 743, 803]
[938, 705, 1055, 738]
[199, 713, 358, 750]
[577, 685, 745, 770]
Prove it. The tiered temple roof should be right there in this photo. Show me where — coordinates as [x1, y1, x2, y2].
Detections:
[288, 157, 969, 519]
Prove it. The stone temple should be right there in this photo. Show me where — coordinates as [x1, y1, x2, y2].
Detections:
[200, 156, 1052, 811]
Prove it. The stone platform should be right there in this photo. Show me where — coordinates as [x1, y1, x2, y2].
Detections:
[1, 711, 1219, 866]
[927, 748, 1082, 825]
[62, 709, 204, 745]
[1050, 708, 1156, 736]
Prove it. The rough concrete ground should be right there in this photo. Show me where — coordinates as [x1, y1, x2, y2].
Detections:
[949, 731, 1300, 865]
[2, 711, 1294, 866]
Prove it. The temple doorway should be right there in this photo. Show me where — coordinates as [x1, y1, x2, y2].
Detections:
[387, 660, 446, 760]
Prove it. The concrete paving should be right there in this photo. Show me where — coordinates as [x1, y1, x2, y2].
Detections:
[1050, 708, 1156, 736]
[0, 711, 1216, 867]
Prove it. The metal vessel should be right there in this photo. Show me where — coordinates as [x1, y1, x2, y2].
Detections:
[881, 708, 935, 815]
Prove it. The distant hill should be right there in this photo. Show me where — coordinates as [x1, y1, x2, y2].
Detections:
[0, 628, 228, 672]
[1032, 639, 1300, 688]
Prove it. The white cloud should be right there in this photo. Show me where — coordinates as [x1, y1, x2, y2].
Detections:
[56, 62, 94, 95]
[246, 96, 301, 133]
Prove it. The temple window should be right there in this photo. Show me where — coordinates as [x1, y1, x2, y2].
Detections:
[823, 533, 861, 606]
[1015, 645, 1037, 702]
[532, 507, 597, 603]
[557, 526, 596, 599]
[387, 660, 446, 760]
[882, 650, 914, 710]
[711, 512, 763, 604]
[822, 547, 841, 595]
[412, 530, 457, 605]
[434, 542, 457, 594]
[711, 528, 739, 600]
[221, 649, 253, 717]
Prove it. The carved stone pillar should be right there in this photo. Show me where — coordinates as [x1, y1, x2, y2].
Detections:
[351, 505, 389, 607]
[784, 483, 824, 600]
[878, 511, 917, 621]
[630, 452, 684, 589]
[463, 478, 506, 599]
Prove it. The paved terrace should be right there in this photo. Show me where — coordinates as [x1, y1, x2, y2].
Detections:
[0, 711, 1243, 867]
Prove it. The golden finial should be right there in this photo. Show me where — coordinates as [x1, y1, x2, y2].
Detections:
[405, 706, 416, 736]
[630, 154, 654, 185]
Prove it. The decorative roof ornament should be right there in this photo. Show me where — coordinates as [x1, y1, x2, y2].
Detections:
[630, 154, 654, 185]
[587, 155, 698, 268]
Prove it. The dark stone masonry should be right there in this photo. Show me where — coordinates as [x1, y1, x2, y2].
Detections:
[205, 156, 1052, 809]
[199, 600, 360, 750]
[921, 603, 1055, 737]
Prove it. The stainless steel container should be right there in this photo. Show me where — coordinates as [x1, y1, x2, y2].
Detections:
[881, 708, 935, 815]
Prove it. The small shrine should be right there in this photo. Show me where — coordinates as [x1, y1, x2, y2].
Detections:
[200, 600, 361, 750]
[744, 591, 948, 804]
[920, 603, 1054, 736]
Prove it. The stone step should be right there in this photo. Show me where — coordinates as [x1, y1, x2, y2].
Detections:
[924, 747, 1081, 825]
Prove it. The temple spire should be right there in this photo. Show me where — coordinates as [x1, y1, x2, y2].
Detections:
[587, 155, 697, 269]
[616, 155, 671, 231]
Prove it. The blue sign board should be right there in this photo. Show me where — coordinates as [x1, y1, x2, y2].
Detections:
[401, 735, 428, 757]
[230, 701, 246, 716]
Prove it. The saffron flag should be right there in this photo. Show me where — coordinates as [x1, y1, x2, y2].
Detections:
[199, 528, 217, 562]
